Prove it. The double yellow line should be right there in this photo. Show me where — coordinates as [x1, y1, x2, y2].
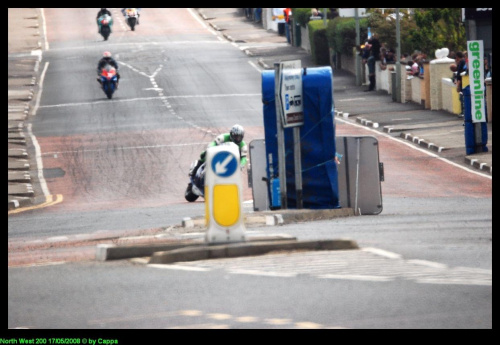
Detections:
[8, 194, 63, 215]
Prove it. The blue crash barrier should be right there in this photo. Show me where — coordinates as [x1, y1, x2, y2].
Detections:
[261, 66, 340, 209]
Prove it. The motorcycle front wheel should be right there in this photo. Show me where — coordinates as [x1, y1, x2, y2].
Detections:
[185, 183, 199, 202]
[101, 25, 110, 40]
[128, 17, 136, 31]
[103, 82, 114, 99]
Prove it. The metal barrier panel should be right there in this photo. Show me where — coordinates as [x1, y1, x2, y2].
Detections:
[336, 136, 384, 215]
[248, 139, 269, 211]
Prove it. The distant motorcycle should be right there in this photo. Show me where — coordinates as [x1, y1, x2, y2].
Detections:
[185, 160, 206, 202]
[97, 14, 113, 40]
[99, 64, 118, 99]
[124, 8, 139, 31]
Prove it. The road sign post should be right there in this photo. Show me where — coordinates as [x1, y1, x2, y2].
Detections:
[274, 60, 304, 209]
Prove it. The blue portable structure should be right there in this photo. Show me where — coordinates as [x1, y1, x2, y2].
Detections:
[261, 66, 340, 209]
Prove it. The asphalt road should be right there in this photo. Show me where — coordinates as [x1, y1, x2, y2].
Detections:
[7, 8, 492, 332]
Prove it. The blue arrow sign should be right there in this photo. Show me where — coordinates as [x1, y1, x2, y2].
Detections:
[211, 151, 238, 177]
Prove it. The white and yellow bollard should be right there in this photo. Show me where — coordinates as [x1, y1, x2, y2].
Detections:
[205, 143, 246, 244]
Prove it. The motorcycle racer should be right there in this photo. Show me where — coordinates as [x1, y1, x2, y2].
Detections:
[189, 124, 248, 178]
[96, 8, 113, 33]
[96, 51, 120, 87]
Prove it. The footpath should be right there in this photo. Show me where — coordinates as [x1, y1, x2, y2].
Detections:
[197, 8, 492, 174]
[7, 8, 492, 266]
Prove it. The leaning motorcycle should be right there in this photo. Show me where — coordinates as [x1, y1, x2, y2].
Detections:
[124, 8, 139, 31]
[99, 65, 118, 99]
[185, 160, 206, 202]
[97, 14, 112, 40]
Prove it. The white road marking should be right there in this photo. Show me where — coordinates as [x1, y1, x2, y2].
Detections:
[40, 142, 210, 157]
[147, 264, 210, 272]
[148, 249, 491, 286]
[37, 93, 261, 109]
[335, 116, 492, 179]
[27, 122, 50, 197]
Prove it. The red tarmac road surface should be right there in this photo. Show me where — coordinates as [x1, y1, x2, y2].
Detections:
[37, 126, 264, 213]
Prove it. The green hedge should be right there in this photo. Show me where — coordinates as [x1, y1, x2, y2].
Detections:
[308, 20, 330, 65]
[292, 8, 314, 27]
[326, 17, 368, 56]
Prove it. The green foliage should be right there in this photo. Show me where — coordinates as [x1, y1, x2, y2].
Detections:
[326, 17, 369, 56]
[366, 11, 419, 55]
[308, 20, 330, 65]
[324, 8, 465, 58]
[292, 8, 313, 27]
[409, 8, 466, 55]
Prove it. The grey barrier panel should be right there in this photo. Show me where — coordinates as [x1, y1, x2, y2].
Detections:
[249, 139, 269, 211]
[336, 136, 384, 215]
[249, 136, 384, 214]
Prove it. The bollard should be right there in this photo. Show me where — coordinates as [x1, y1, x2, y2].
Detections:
[205, 143, 246, 244]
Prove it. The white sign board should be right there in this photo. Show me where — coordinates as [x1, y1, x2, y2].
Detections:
[467, 40, 486, 123]
[278, 60, 303, 128]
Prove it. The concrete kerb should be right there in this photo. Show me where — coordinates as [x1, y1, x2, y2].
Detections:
[148, 239, 359, 265]
[96, 235, 298, 261]
[181, 208, 355, 228]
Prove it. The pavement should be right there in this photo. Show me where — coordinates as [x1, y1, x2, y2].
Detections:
[8, 8, 492, 265]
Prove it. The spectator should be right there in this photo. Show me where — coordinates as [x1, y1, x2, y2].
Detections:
[379, 47, 388, 71]
[365, 45, 376, 91]
[311, 8, 324, 19]
[244, 8, 253, 19]
[455, 51, 467, 116]
[327, 8, 339, 19]
[484, 57, 491, 78]
[369, 34, 381, 61]
[284, 8, 292, 44]
[272, 8, 286, 35]
[360, 42, 371, 64]
[386, 49, 395, 63]
[450, 63, 458, 83]
[254, 8, 262, 23]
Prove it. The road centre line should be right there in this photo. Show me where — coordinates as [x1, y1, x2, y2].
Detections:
[43, 40, 227, 53]
[37, 93, 261, 109]
[40, 142, 210, 156]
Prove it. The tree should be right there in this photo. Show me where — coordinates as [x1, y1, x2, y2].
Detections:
[408, 8, 466, 57]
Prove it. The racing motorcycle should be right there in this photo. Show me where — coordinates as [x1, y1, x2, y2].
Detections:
[97, 14, 112, 40]
[99, 65, 118, 99]
[185, 160, 206, 202]
[124, 8, 139, 31]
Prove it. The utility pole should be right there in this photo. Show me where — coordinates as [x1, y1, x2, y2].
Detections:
[395, 8, 401, 103]
[355, 8, 361, 86]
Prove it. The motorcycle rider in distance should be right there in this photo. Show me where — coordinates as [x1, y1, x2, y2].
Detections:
[97, 51, 120, 88]
[121, 8, 141, 24]
[96, 8, 112, 33]
[189, 124, 248, 178]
